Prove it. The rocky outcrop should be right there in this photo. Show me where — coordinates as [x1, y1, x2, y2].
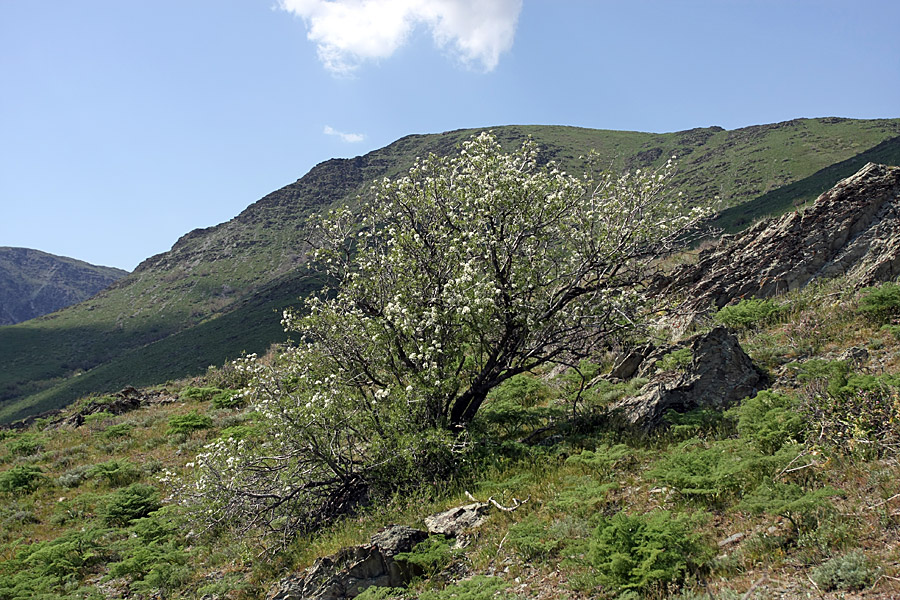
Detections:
[660, 163, 900, 314]
[0, 386, 175, 431]
[267, 501, 498, 600]
[609, 327, 767, 429]
[267, 526, 429, 600]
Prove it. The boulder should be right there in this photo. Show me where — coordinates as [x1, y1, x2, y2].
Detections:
[608, 327, 767, 429]
[424, 503, 490, 537]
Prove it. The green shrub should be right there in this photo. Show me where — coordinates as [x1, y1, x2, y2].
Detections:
[590, 510, 714, 595]
[83, 411, 115, 428]
[354, 586, 406, 600]
[103, 422, 135, 439]
[394, 535, 458, 578]
[218, 423, 264, 441]
[4, 433, 44, 457]
[565, 443, 631, 477]
[714, 298, 783, 329]
[179, 386, 224, 402]
[22, 529, 109, 584]
[417, 575, 511, 600]
[91, 459, 142, 487]
[649, 439, 768, 505]
[211, 389, 245, 409]
[549, 476, 617, 516]
[506, 516, 563, 561]
[728, 391, 804, 454]
[166, 410, 213, 436]
[0, 465, 44, 494]
[657, 348, 692, 372]
[107, 541, 190, 596]
[856, 282, 900, 323]
[664, 408, 728, 441]
[738, 483, 841, 538]
[882, 324, 900, 341]
[811, 550, 879, 591]
[101, 483, 161, 526]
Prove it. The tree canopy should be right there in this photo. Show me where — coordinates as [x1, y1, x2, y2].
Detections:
[185, 132, 709, 541]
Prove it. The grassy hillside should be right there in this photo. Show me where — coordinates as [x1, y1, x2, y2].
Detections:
[711, 134, 900, 232]
[2, 118, 900, 422]
[1, 276, 898, 599]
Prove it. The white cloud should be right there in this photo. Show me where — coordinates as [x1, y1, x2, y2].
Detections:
[324, 125, 366, 142]
[279, 0, 522, 75]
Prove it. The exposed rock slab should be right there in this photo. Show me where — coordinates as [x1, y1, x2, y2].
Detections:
[609, 327, 767, 429]
[424, 503, 490, 537]
[660, 163, 900, 313]
[267, 525, 428, 600]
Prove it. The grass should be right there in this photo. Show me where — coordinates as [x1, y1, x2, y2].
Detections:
[2, 273, 900, 598]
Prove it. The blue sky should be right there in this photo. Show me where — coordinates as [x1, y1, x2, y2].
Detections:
[2, 0, 898, 271]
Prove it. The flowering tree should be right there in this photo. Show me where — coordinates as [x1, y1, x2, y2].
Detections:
[185, 133, 709, 542]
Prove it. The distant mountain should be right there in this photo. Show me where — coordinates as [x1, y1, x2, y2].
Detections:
[2, 117, 900, 423]
[0, 247, 127, 326]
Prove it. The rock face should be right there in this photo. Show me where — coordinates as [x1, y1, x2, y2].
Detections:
[609, 327, 767, 429]
[267, 526, 429, 600]
[0, 247, 127, 325]
[424, 503, 490, 537]
[661, 163, 900, 313]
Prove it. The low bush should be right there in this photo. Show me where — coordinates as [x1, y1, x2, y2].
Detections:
[649, 439, 767, 506]
[589, 510, 714, 595]
[107, 540, 190, 597]
[91, 459, 142, 487]
[101, 483, 161, 526]
[4, 433, 44, 457]
[166, 410, 213, 436]
[103, 421, 135, 439]
[506, 516, 563, 561]
[211, 389, 245, 409]
[394, 535, 458, 578]
[657, 348, 693, 372]
[565, 443, 631, 477]
[856, 281, 900, 323]
[714, 298, 783, 329]
[728, 390, 804, 455]
[811, 550, 879, 591]
[0, 465, 44, 495]
[738, 482, 841, 539]
[417, 575, 511, 600]
[179, 386, 224, 402]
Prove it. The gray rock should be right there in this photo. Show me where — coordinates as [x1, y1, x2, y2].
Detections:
[660, 163, 900, 316]
[266, 525, 427, 600]
[609, 344, 655, 380]
[424, 503, 491, 537]
[608, 327, 767, 429]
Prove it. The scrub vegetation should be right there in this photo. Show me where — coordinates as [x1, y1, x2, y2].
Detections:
[1, 132, 899, 599]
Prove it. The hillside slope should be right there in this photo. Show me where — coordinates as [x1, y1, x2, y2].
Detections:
[0, 247, 127, 326]
[2, 118, 900, 423]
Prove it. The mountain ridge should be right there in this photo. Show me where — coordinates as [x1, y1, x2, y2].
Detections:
[0, 247, 127, 326]
[2, 117, 900, 423]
